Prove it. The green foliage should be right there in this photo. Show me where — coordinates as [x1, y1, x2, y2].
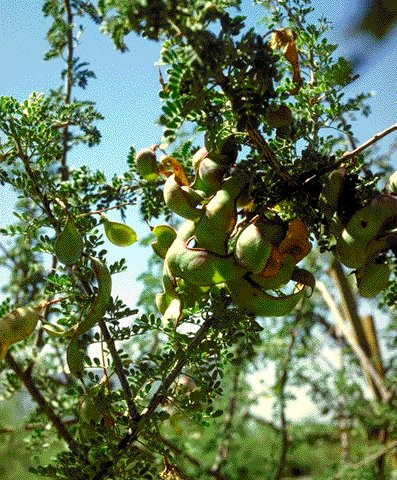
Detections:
[0, 0, 396, 479]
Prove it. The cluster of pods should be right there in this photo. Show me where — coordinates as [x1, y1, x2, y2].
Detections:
[320, 168, 397, 297]
[136, 145, 315, 323]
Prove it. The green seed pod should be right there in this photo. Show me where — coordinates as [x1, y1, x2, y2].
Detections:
[335, 230, 368, 269]
[163, 174, 204, 221]
[249, 254, 295, 290]
[177, 220, 196, 242]
[345, 195, 397, 243]
[135, 146, 159, 181]
[0, 305, 42, 359]
[103, 219, 137, 247]
[319, 168, 346, 219]
[151, 225, 177, 259]
[191, 147, 209, 171]
[156, 292, 172, 315]
[66, 335, 84, 380]
[55, 215, 84, 265]
[385, 171, 397, 193]
[195, 170, 250, 255]
[356, 262, 391, 298]
[226, 277, 304, 317]
[165, 236, 247, 286]
[264, 104, 293, 129]
[192, 158, 229, 196]
[73, 257, 112, 338]
[234, 221, 273, 273]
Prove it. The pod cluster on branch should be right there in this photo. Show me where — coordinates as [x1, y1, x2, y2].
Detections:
[145, 144, 314, 323]
[319, 168, 397, 297]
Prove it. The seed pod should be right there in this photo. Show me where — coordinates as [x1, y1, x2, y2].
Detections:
[151, 225, 177, 259]
[345, 195, 397, 243]
[73, 257, 112, 338]
[0, 304, 42, 359]
[234, 221, 273, 273]
[165, 236, 247, 286]
[191, 147, 209, 171]
[55, 215, 84, 265]
[67, 335, 84, 380]
[385, 171, 397, 194]
[335, 230, 368, 269]
[163, 174, 204, 221]
[319, 168, 346, 219]
[226, 277, 304, 317]
[177, 220, 196, 242]
[249, 254, 295, 290]
[103, 218, 137, 247]
[195, 170, 250, 255]
[192, 158, 229, 196]
[356, 262, 391, 298]
[135, 146, 159, 181]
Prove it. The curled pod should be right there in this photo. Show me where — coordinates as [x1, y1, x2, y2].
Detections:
[356, 262, 391, 298]
[345, 195, 397, 243]
[163, 174, 204, 222]
[191, 158, 229, 196]
[226, 277, 305, 317]
[195, 170, 250, 255]
[335, 230, 368, 269]
[103, 218, 137, 247]
[234, 220, 273, 273]
[55, 215, 84, 265]
[249, 254, 295, 290]
[385, 171, 397, 194]
[135, 146, 159, 181]
[177, 220, 196, 242]
[73, 257, 112, 338]
[156, 292, 172, 315]
[0, 304, 43, 359]
[191, 147, 209, 171]
[165, 236, 247, 286]
[151, 225, 177, 259]
[318, 168, 346, 219]
[277, 220, 312, 264]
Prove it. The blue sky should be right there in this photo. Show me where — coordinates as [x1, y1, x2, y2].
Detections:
[0, 0, 396, 307]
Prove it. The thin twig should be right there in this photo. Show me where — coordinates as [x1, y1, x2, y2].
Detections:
[5, 352, 79, 450]
[211, 351, 241, 475]
[76, 202, 135, 218]
[272, 312, 300, 480]
[97, 318, 140, 424]
[331, 440, 397, 480]
[341, 123, 397, 164]
[0, 418, 78, 435]
[160, 435, 231, 480]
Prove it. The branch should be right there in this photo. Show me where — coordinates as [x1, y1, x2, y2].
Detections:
[160, 435, 231, 480]
[5, 352, 79, 450]
[211, 352, 241, 475]
[328, 259, 384, 400]
[0, 418, 78, 435]
[91, 316, 214, 480]
[272, 312, 300, 480]
[315, 282, 393, 403]
[60, 0, 74, 181]
[341, 123, 397, 164]
[332, 440, 397, 480]
[97, 318, 140, 424]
